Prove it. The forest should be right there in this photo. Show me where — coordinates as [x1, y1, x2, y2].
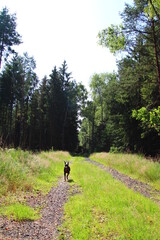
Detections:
[1, 0, 160, 156]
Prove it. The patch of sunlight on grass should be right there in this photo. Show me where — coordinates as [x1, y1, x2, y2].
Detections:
[0, 203, 40, 221]
[33, 178, 53, 194]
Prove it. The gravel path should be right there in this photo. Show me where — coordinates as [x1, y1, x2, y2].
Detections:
[86, 158, 160, 204]
[0, 179, 70, 240]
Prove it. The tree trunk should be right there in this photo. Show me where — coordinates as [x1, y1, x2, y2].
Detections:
[91, 106, 96, 152]
[0, 35, 4, 69]
[152, 18, 160, 96]
[62, 103, 68, 150]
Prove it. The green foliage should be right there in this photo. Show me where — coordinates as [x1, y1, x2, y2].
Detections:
[144, 0, 160, 19]
[132, 107, 160, 135]
[0, 52, 38, 148]
[109, 146, 123, 153]
[132, 107, 149, 123]
[93, 0, 160, 155]
[80, 73, 125, 153]
[98, 24, 126, 54]
[0, 7, 21, 67]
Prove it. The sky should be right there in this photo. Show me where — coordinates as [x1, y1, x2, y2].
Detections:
[1, 0, 133, 88]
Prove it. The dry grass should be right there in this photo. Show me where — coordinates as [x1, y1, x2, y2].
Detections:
[30, 155, 51, 169]
[40, 151, 71, 162]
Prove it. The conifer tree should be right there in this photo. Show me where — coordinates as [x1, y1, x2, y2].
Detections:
[0, 7, 21, 68]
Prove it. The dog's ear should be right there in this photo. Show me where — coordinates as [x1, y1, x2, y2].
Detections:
[64, 161, 66, 164]
[68, 162, 69, 165]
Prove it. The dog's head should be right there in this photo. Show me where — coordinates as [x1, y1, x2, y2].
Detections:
[64, 161, 69, 167]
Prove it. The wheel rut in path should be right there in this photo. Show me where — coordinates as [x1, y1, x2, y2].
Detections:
[0, 179, 70, 240]
[86, 158, 160, 205]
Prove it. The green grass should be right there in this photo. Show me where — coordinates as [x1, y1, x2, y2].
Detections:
[0, 203, 40, 221]
[60, 157, 160, 240]
[90, 152, 160, 190]
[0, 149, 71, 221]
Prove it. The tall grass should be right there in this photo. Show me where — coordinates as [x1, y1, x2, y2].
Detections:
[0, 149, 32, 196]
[90, 153, 160, 190]
[0, 149, 70, 197]
[61, 157, 160, 239]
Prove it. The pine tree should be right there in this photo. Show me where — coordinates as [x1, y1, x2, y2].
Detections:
[0, 7, 21, 68]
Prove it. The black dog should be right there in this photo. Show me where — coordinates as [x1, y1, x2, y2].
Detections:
[64, 161, 70, 181]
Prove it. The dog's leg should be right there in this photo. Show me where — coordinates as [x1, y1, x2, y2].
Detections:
[64, 173, 66, 181]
